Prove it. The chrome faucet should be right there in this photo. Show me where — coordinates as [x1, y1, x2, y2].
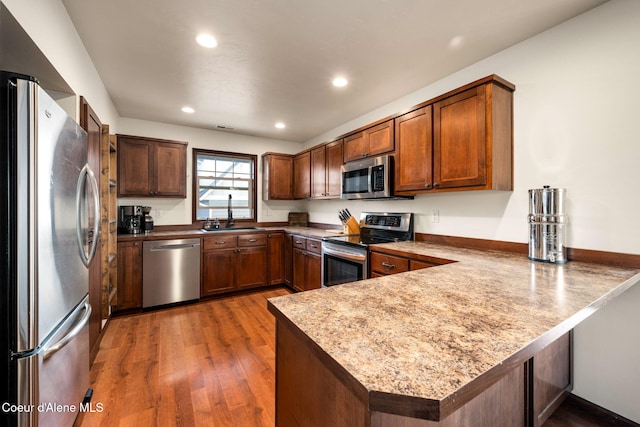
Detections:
[226, 194, 234, 228]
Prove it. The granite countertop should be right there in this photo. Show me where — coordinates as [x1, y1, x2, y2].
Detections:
[267, 241, 640, 417]
[117, 225, 340, 241]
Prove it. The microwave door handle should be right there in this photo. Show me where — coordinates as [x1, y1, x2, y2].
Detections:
[368, 166, 374, 193]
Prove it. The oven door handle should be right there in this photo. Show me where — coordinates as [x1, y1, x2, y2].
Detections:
[322, 246, 367, 262]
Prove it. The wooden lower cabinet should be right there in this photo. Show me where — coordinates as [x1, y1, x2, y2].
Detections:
[201, 234, 267, 296]
[115, 241, 142, 311]
[267, 232, 285, 285]
[274, 318, 572, 427]
[369, 249, 451, 277]
[202, 248, 236, 294]
[284, 234, 293, 286]
[291, 236, 322, 292]
[533, 331, 572, 426]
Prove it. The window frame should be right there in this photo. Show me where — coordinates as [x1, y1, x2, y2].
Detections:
[191, 148, 258, 224]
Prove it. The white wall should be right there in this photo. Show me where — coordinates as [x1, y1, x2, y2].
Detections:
[2, 0, 119, 127]
[304, 0, 640, 257]
[117, 118, 303, 225]
[302, 0, 640, 421]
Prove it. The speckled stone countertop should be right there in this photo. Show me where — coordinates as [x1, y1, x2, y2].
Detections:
[268, 241, 640, 417]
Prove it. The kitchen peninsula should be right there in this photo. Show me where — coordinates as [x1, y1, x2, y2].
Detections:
[267, 242, 640, 426]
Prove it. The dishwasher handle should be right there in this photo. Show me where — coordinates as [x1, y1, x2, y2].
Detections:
[149, 243, 199, 251]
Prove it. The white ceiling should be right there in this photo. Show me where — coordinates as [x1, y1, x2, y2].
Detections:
[62, 0, 607, 143]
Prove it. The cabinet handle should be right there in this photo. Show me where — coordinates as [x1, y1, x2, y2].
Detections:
[248, 239, 257, 242]
[425, 183, 431, 189]
[309, 244, 318, 249]
[215, 241, 226, 245]
[433, 183, 439, 188]
[295, 240, 303, 244]
[381, 262, 395, 270]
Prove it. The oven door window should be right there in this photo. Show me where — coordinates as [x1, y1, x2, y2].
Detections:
[342, 168, 369, 194]
[323, 253, 364, 286]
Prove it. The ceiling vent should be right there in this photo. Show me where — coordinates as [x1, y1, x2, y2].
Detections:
[216, 125, 236, 131]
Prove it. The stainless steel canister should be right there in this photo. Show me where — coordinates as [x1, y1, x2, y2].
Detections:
[528, 186, 567, 263]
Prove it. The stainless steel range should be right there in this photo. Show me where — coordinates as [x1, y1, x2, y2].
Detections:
[321, 212, 413, 287]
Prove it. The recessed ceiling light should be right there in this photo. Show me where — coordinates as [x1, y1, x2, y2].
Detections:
[196, 33, 218, 48]
[332, 77, 348, 87]
[448, 35, 464, 49]
[275, 122, 286, 129]
[182, 106, 195, 114]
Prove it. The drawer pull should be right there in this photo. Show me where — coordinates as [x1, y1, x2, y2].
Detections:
[381, 262, 395, 270]
[295, 240, 303, 244]
[309, 244, 318, 248]
[215, 241, 226, 245]
[248, 239, 258, 243]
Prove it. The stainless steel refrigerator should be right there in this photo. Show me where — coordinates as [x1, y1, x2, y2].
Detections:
[1, 71, 100, 426]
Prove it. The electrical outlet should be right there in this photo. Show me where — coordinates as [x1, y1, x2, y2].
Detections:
[431, 210, 439, 223]
[155, 209, 162, 218]
[265, 207, 272, 217]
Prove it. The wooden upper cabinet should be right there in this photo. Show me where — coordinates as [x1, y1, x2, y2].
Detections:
[433, 85, 487, 190]
[394, 106, 433, 192]
[310, 145, 326, 198]
[344, 120, 394, 162]
[310, 139, 344, 199]
[394, 76, 514, 194]
[262, 153, 293, 200]
[117, 134, 187, 197]
[325, 139, 344, 197]
[293, 151, 311, 199]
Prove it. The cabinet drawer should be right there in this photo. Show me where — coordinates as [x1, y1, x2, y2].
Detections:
[292, 236, 307, 250]
[203, 235, 238, 250]
[305, 239, 321, 254]
[238, 234, 267, 247]
[370, 252, 409, 275]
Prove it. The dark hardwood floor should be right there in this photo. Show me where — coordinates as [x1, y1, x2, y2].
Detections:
[77, 287, 291, 427]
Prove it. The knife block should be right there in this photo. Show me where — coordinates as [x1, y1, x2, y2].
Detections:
[343, 216, 360, 235]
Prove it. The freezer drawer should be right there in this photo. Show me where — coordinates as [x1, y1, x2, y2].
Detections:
[142, 238, 201, 308]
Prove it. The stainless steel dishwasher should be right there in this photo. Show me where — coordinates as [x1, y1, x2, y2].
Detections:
[142, 238, 201, 308]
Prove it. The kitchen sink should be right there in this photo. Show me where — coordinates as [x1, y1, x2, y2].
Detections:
[200, 227, 263, 232]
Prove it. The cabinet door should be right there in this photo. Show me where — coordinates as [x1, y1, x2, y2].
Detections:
[293, 151, 311, 199]
[236, 246, 268, 289]
[394, 106, 433, 192]
[155, 142, 186, 197]
[264, 154, 293, 200]
[292, 248, 306, 292]
[267, 233, 285, 285]
[343, 132, 366, 162]
[202, 249, 236, 295]
[366, 120, 394, 157]
[433, 86, 487, 189]
[305, 252, 322, 291]
[325, 139, 344, 198]
[284, 234, 293, 285]
[118, 137, 152, 197]
[310, 145, 327, 198]
[116, 241, 142, 310]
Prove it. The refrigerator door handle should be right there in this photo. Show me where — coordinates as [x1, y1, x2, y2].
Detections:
[43, 301, 92, 360]
[76, 163, 101, 267]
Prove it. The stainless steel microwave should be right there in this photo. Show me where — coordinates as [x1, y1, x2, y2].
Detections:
[341, 155, 393, 199]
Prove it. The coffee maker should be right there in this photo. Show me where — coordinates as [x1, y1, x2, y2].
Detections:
[119, 205, 143, 234]
[141, 206, 154, 232]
